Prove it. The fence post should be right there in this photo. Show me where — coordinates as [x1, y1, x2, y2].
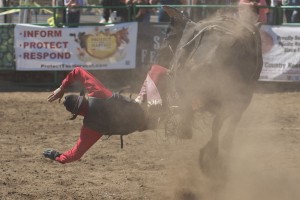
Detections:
[53, 0, 65, 27]
[268, 2, 283, 25]
[18, 0, 32, 23]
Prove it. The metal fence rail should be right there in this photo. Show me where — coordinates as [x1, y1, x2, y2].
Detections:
[0, 4, 300, 26]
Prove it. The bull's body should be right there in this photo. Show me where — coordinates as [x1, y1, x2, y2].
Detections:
[160, 7, 263, 174]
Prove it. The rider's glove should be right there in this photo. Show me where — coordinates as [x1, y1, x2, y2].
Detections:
[47, 87, 64, 103]
[43, 149, 61, 160]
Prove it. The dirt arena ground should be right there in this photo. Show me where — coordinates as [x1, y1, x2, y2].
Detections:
[1, 84, 300, 200]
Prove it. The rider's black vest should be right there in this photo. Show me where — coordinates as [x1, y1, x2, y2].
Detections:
[83, 94, 145, 135]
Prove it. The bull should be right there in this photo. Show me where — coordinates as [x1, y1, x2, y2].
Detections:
[157, 6, 263, 175]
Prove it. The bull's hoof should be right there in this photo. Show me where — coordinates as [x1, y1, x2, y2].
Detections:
[199, 143, 220, 177]
[175, 190, 198, 200]
[199, 146, 228, 183]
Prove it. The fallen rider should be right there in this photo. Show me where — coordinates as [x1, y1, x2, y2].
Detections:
[43, 65, 168, 164]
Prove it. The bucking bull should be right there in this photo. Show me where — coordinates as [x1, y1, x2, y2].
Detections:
[158, 6, 263, 175]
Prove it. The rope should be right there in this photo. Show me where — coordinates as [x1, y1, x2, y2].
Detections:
[171, 17, 262, 80]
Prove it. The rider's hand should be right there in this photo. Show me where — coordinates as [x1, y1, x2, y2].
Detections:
[47, 87, 64, 103]
[43, 149, 61, 160]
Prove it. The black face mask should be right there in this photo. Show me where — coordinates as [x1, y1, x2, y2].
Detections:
[63, 89, 86, 120]
[63, 94, 84, 120]
[63, 95, 79, 113]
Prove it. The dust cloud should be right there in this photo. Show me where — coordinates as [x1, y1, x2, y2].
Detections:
[160, 91, 300, 200]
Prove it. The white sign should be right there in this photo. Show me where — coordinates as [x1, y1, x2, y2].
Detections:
[15, 22, 138, 71]
[260, 25, 300, 81]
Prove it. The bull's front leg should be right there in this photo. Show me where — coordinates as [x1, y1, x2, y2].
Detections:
[199, 113, 228, 176]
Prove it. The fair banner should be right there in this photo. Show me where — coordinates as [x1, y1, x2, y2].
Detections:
[15, 22, 137, 71]
[260, 25, 300, 81]
[136, 23, 167, 69]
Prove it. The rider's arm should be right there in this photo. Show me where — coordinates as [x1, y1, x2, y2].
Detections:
[55, 126, 102, 164]
[60, 66, 113, 98]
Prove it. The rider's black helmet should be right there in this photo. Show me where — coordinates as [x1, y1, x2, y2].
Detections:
[63, 94, 85, 120]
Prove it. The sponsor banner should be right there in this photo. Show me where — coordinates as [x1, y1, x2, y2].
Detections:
[136, 23, 167, 69]
[15, 22, 137, 71]
[260, 25, 300, 81]
[137, 24, 300, 82]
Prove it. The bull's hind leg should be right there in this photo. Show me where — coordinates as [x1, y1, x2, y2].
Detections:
[221, 112, 243, 153]
[199, 113, 228, 176]
[178, 108, 194, 139]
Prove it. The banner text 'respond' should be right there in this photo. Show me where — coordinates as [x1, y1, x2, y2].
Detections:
[23, 52, 71, 59]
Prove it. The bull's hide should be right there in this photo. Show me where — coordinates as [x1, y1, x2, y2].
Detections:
[169, 16, 263, 109]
